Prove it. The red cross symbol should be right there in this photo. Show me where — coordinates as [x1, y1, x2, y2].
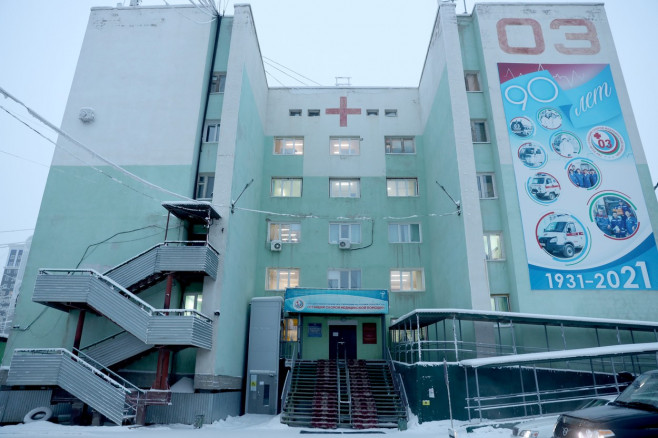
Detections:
[326, 96, 361, 127]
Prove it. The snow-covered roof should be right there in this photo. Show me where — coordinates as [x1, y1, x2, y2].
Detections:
[460, 342, 658, 368]
[389, 308, 658, 332]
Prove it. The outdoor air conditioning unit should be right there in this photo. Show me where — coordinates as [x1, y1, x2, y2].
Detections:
[338, 238, 351, 249]
[270, 240, 283, 251]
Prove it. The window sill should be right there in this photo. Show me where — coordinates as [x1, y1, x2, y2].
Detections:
[390, 289, 425, 293]
[479, 196, 499, 200]
[485, 258, 506, 262]
[472, 141, 491, 144]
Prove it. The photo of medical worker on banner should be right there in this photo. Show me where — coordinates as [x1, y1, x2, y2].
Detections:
[567, 159, 600, 189]
[590, 194, 639, 239]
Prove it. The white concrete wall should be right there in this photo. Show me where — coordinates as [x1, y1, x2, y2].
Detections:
[54, 5, 213, 167]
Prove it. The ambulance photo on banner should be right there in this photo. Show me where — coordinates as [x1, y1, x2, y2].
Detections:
[498, 63, 658, 290]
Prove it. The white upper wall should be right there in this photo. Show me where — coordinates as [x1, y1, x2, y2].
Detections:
[54, 5, 213, 166]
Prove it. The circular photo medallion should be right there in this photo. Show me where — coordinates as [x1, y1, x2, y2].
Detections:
[589, 193, 638, 240]
[566, 159, 601, 190]
[510, 117, 535, 138]
[587, 126, 625, 160]
[536, 212, 589, 261]
[526, 172, 561, 204]
[537, 108, 562, 130]
[550, 131, 581, 158]
[518, 142, 547, 169]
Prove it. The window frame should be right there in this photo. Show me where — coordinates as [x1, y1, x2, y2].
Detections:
[385, 137, 416, 155]
[204, 121, 221, 143]
[308, 109, 320, 117]
[210, 72, 226, 93]
[464, 71, 481, 92]
[386, 178, 419, 197]
[271, 178, 303, 198]
[327, 269, 362, 289]
[471, 119, 489, 143]
[389, 269, 425, 292]
[329, 137, 360, 156]
[366, 109, 379, 116]
[274, 137, 304, 155]
[196, 173, 215, 200]
[388, 223, 422, 243]
[477, 173, 497, 199]
[385, 109, 398, 117]
[268, 222, 301, 243]
[183, 292, 203, 312]
[490, 294, 511, 312]
[329, 178, 361, 198]
[266, 268, 300, 291]
[483, 232, 504, 261]
[329, 223, 362, 244]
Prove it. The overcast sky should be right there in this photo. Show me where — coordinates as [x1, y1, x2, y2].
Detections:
[1, 0, 657, 267]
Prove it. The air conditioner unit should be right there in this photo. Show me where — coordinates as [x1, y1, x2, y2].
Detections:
[338, 238, 351, 249]
[270, 240, 283, 251]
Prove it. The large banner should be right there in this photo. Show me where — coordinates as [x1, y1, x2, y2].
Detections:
[284, 288, 389, 314]
[498, 63, 658, 290]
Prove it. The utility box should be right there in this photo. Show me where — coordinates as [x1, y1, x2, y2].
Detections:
[245, 296, 283, 415]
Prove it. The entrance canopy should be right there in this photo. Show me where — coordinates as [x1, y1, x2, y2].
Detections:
[284, 288, 388, 314]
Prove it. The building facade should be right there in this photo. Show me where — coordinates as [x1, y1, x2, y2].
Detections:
[0, 238, 30, 339]
[2, 1, 658, 426]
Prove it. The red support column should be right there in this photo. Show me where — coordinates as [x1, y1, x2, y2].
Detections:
[153, 274, 174, 390]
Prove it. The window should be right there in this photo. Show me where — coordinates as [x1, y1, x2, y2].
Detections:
[282, 318, 298, 342]
[330, 178, 360, 198]
[388, 223, 421, 243]
[7, 250, 22, 268]
[330, 137, 360, 155]
[211, 72, 226, 93]
[491, 294, 510, 312]
[483, 233, 504, 260]
[386, 178, 418, 197]
[271, 178, 302, 197]
[204, 122, 220, 142]
[477, 173, 496, 199]
[366, 109, 379, 116]
[289, 109, 302, 116]
[329, 223, 361, 244]
[385, 137, 415, 154]
[267, 268, 299, 290]
[269, 222, 301, 243]
[471, 120, 489, 143]
[274, 137, 304, 155]
[464, 72, 481, 92]
[308, 109, 320, 117]
[196, 173, 215, 200]
[184, 293, 203, 312]
[327, 269, 361, 289]
[385, 109, 398, 117]
[390, 269, 424, 292]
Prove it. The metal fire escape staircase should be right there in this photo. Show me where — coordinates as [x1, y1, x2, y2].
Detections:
[8, 240, 220, 424]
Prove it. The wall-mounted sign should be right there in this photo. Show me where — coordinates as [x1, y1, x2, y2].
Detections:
[284, 288, 389, 314]
[499, 63, 658, 290]
[308, 323, 322, 338]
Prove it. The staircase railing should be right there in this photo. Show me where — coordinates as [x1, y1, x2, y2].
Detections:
[386, 348, 409, 418]
[281, 344, 297, 410]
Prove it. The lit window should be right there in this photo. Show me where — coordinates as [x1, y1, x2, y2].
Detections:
[329, 223, 361, 244]
[483, 233, 504, 260]
[366, 109, 379, 116]
[269, 222, 301, 243]
[385, 137, 415, 154]
[204, 122, 220, 142]
[491, 294, 510, 312]
[289, 109, 302, 116]
[328, 269, 361, 289]
[308, 109, 320, 117]
[282, 318, 298, 342]
[211, 72, 226, 93]
[271, 178, 302, 197]
[477, 173, 496, 199]
[184, 293, 203, 312]
[464, 72, 481, 92]
[330, 137, 360, 155]
[471, 120, 489, 143]
[196, 173, 215, 200]
[274, 137, 304, 155]
[267, 268, 299, 290]
[330, 178, 360, 198]
[388, 223, 421, 243]
[385, 109, 398, 117]
[386, 178, 418, 197]
[390, 269, 424, 292]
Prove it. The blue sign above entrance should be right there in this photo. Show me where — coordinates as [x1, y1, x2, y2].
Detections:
[284, 288, 389, 314]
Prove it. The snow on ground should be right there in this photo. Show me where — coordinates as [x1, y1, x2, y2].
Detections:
[0, 414, 513, 437]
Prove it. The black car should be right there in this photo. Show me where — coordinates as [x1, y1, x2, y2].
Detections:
[553, 370, 658, 437]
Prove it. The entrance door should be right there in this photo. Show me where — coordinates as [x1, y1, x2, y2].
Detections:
[329, 325, 357, 360]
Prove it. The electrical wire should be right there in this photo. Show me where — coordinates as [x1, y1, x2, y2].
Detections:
[263, 60, 310, 86]
[0, 229, 34, 234]
[265, 71, 286, 87]
[263, 56, 323, 86]
[0, 149, 50, 168]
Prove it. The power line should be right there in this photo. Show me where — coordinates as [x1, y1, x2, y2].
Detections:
[263, 56, 323, 86]
[265, 71, 286, 87]
[0, 149, 50, 168]
[0, 229, 34, 234]
[263, 60, 310, 86]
